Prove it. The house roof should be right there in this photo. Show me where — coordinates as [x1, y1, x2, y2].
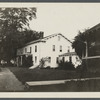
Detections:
[59, 52, 77, 57]
[25, 33, 72, 46]
[84, 23, 100, 34]
[89, 23, 100, 31]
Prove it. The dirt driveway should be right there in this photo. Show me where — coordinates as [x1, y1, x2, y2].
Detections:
[0, 68, 24, 92]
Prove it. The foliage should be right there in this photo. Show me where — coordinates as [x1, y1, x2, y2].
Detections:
[39, 57, 51, 68]
[22, 55, 33, 67]
[57, 61, 75, 70]
[72, 30, 88, 59]
[72, 27, 100, 58]
[75, 65, 83, 73]
[0, 8, 36, 32]
[17, 30, 44, 48]
[0, 8, 38, 64]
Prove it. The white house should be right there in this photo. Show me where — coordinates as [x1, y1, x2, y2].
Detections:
[16, 33, 80, 68]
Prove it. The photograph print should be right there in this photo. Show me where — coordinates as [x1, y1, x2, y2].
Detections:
[0, 3, 100, 92]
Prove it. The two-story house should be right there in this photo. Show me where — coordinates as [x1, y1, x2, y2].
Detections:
[16, 33, 79, 68]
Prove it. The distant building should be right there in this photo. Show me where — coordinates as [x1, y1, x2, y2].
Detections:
[82, 23, 100, 72]
[16, 33, 80, 68]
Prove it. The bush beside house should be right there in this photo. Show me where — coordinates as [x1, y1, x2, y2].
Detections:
[39, 57, 51, 69]
[57, 61, 75, 70]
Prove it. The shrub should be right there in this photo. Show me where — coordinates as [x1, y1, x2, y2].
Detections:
[57, 61, 75, 70]
[22, 55, 33, 67]
[39, 57, 51, 68]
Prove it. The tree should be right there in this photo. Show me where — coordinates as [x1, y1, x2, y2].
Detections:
[72, 27, 100, 58]
[0, 8, 37, 64]
[72, 30, 87, 59]
[18, 30, 44, 48]
[0, 8, 36, 32]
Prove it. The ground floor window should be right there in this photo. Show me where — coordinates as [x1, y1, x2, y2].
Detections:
[35, 56, 37, 63]
[56, 57, 59, 63]
[48, 57, 51, 63]
[30, 47, 32, 53]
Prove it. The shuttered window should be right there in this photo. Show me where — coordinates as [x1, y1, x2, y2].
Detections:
[35, 45, 37, 52]
[53, 45, 55, 51]
[60, 45, 62, 52]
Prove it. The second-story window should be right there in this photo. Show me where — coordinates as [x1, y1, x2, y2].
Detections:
[53, 45, 55, 51]
[60, 45, 62, 52]
[68, 46, 70, 52]
[58, 36, 60, 41]
[35, 45, 37, 52]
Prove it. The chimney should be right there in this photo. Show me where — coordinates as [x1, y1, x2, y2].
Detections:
[40, 31, 44, 39]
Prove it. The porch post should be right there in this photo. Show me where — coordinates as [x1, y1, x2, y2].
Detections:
[84, 41, 88, 71]
[85, 41, 88, 57]
[16, 57, 18, 67]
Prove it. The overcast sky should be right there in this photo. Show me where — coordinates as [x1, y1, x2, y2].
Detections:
[29, 3, 100, 41]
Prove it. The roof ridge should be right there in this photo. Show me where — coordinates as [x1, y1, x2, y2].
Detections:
[43, 33, 72, 43]
[59, 33, 72, 43]
[43, 33, 59, 39]
[25, 33, 72, 46]
[26, 33, 59, 45]
[85, 23, 100, 33]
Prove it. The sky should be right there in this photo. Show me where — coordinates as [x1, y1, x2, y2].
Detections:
[28, 3, 100, 41]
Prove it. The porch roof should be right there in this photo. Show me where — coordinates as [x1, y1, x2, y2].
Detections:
[59, 52, 77, 57]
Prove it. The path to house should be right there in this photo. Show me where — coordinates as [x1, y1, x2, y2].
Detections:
[0, 68, 24, 92]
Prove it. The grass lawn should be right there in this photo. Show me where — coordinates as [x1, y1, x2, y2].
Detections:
[7, 67, 100, 92]
[8, 67, 79, 84]
[8, 67, 100, 84]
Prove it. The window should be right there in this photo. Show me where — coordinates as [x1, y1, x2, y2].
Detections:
[35, 56, 37, 63]
[35, 45, 37, 52]
[56, 57, 59, 63]
[68, 46, 70, 52]
[30, 47, 32, 53]
[58, 36, 60, 41]
[25, 48, 27, 53]
[60, 45, 62, 52]
[68, 50, 70, 52]
[48, 57, 51, 63]
[53, 45, 55, 51]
